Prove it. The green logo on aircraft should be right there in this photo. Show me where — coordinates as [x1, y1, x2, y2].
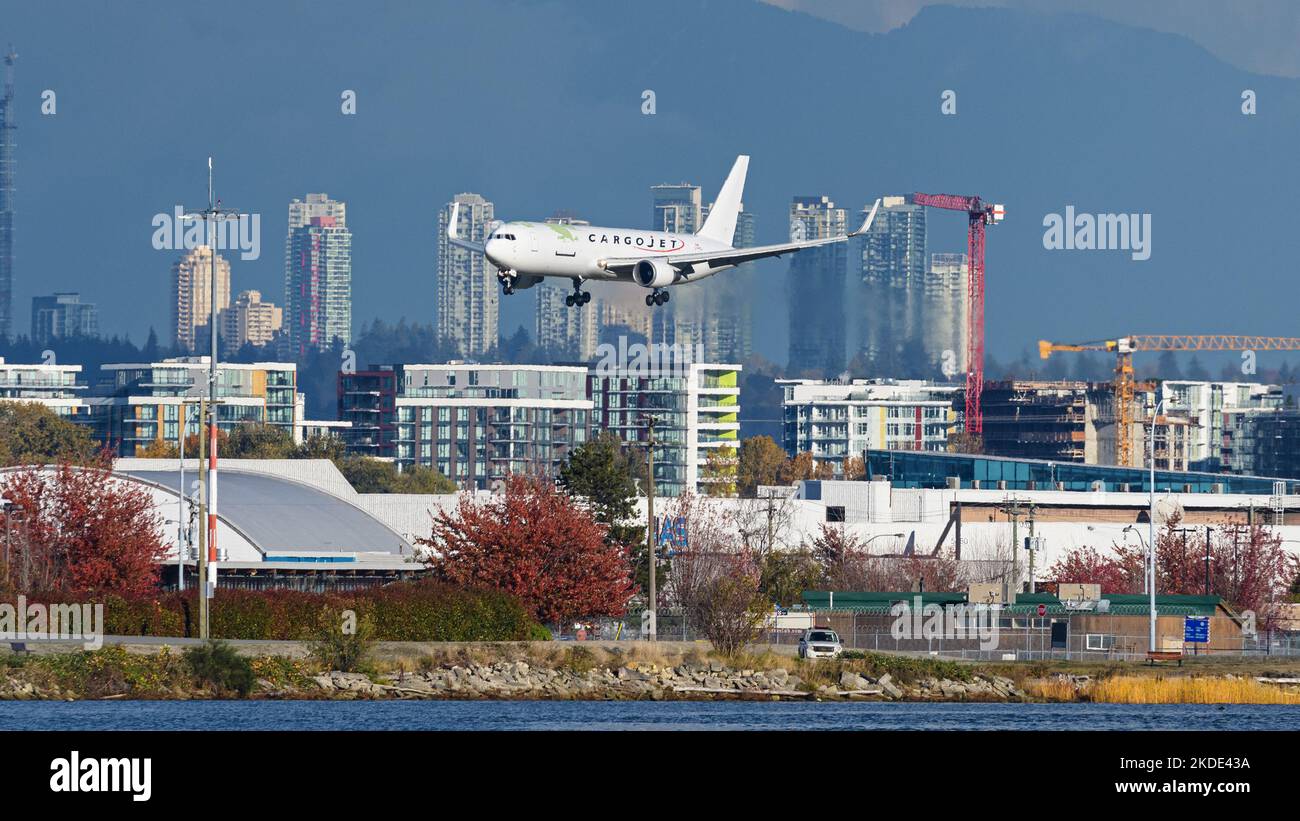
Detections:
[544, 223, 578, 241]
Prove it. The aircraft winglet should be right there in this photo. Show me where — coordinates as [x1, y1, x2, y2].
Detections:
[448, 202, 462, 239]
[446, 201, 486, 253]
[848, 199, 881, 237]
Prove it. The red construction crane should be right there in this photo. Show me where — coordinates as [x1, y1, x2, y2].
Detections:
[911, 193, 1004, 434]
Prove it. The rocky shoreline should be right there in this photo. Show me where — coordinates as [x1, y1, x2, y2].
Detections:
[0, 660, 1024, 702]
[297, 660, 1027, 702]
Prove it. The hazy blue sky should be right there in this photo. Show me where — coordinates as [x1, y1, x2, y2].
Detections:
[765, 0, 1300, 77]
[2, 0, 1297, 369]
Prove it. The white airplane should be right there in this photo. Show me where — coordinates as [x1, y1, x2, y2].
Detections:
[447, 154, 880, 308]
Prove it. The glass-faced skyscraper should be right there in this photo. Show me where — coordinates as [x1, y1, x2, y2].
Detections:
[651, 182, 702, 234]
[786, 196, 847, 377]
[171, 246, 231, 352]
[0, 49, 16, 341]
[658, 202, 755, 363]
[284, 193, 351, 358]
[858, 195, 927, 377]
[436, 193, 497, 359]
[31, 292, 98, 346]
[286, 215, 352, 357]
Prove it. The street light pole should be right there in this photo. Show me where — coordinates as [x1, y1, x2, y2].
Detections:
[864, 533, 905, 549]
[177, 405, 185, 592]
[181, 158, 241, 608]
[1148, 397, 1166, 654]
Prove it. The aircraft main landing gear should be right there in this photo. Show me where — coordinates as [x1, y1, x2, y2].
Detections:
[565, 279, 592, 307]
[645, 289, 670, 307]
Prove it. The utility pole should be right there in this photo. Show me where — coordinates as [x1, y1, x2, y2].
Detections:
[181, 158, 241, 605]
[643, 414, 659, 642]
[1205, 524, 1212, 597]
[995, 498, 1036, 592]
[1027, 506, 1037, 594]
[764, 489, 775, 553]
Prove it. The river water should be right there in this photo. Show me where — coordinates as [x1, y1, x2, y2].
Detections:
[0, 700, 1297, 730]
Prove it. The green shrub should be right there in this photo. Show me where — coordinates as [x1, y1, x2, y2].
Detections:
[249, 654, 311, 689]
[184, 640, 255, 697]
[527, 623, 553, 641]
[59, 582, 544, 643]
[87, 581, 543, 642]
[308, 606, 376, 673]
[39, 645, 188, 698]
[562, 646, 598, 674]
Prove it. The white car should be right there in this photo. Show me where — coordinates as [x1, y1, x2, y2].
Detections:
[798, 628, 843, 659]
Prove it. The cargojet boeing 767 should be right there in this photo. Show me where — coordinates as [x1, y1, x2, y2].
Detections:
[448, 155, 880, 308]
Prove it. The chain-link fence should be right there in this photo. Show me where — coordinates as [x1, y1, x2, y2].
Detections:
[600, 608, 1300, 661]
[810, 611, 1300, 661]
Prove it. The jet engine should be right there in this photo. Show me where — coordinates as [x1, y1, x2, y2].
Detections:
[633, 259, 677, 289]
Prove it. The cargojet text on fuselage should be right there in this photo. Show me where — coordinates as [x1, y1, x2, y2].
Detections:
[447, 155, 880, 308]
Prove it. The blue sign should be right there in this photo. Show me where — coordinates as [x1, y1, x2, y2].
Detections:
[656, 516, 688, 551]
[1183, 616, 1210, 643]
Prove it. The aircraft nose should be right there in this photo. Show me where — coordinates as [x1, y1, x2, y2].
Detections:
[485, 238, 504, 264]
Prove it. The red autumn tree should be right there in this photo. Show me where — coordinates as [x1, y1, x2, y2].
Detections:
[419, 474, 635, 626]
[807, 523, 966, 592]
[1047, 512, 1292, 624]
[1048, 545, 1144, 595]
[0, 460, 165, 597]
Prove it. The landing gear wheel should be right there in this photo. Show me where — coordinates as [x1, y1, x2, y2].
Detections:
[569, 280, 591, 307]
[645, 294, 656, 307]
[497, 269, 516, 296]
[655, 290, 670, 306]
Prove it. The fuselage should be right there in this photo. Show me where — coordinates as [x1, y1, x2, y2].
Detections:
[483, 220, 734, 282]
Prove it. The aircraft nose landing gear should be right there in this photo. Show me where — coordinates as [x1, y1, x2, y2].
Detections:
[645, 289, 670, 307]
[496, 268, 517, 295]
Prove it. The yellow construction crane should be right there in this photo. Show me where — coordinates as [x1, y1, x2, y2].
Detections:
[1038, 335, 1300, 467]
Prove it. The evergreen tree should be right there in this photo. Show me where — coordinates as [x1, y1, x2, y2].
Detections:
[558, 432, 662, 597]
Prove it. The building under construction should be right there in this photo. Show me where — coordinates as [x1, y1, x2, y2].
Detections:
[978, 380, 1149, 465]
[1228, 407, 1300, 479]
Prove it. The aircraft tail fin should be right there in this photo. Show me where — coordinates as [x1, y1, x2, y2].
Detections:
[696, 154, 749, 246]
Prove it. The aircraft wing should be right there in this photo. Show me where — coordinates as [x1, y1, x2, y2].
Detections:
[446, 202, 485, 253]
[600, 199, 880, 276]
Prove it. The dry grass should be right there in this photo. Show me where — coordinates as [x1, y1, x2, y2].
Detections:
[1027, 674, 1300, 704]
[621, 643, 681, 668]
[1089, 676, 1300, 704]
[1025, 677, 1082, 702]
